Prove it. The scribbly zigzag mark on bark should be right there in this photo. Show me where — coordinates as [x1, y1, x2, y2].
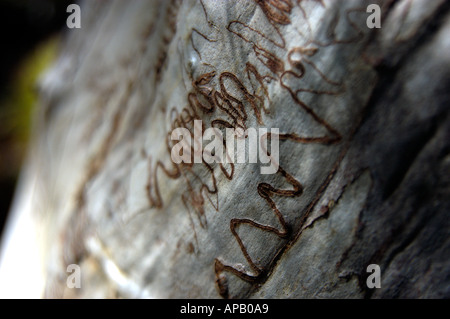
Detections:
[214, 165, 302, 294]
[145, 0, 368, 298]
[210, 0, 367, 298]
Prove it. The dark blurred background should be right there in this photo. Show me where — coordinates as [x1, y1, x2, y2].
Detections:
[0, 0, 72, 238]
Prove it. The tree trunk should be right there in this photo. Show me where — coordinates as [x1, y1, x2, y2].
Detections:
[0, 0, 449, 298]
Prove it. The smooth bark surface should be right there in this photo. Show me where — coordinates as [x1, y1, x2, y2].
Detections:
[0, 0, 449, 298]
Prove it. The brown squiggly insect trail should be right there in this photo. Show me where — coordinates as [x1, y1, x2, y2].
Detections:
[145, 0, 367, 298]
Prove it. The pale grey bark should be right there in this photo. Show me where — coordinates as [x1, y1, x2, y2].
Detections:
[0, 0, 449, 298]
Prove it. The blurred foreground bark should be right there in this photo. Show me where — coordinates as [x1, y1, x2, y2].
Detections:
[0, 0, 449, 298]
